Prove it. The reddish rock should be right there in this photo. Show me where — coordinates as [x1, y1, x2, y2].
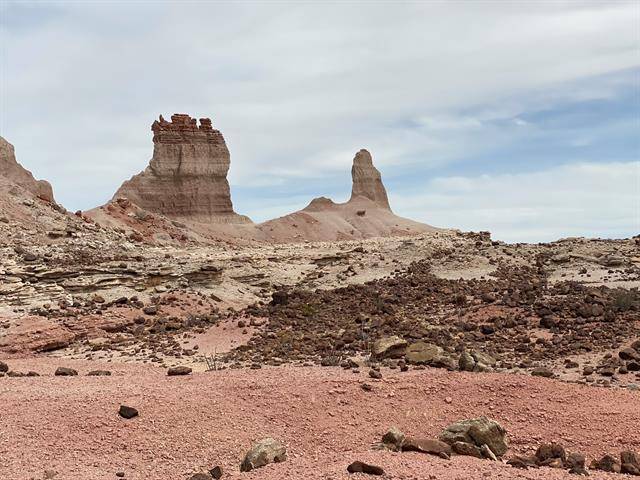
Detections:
[402, 436, 452, 457]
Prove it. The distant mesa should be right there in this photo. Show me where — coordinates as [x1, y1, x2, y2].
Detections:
[0, 136, 54, 203]
[112, 114, 251, 224]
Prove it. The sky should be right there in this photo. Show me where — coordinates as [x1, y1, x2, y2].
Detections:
[0, 0, 638, 243]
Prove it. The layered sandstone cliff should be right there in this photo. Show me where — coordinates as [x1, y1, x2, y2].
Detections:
[349, 149, 390, 210]
[113, 114, 250, 224]
[0, 136, 54, 202]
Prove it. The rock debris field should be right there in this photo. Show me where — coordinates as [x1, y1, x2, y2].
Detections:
[1, 114, 639, 479]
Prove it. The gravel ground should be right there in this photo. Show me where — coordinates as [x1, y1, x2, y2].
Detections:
[1, 359, 638, 480]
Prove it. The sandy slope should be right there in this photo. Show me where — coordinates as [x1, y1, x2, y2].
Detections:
[1, 360, 638, 480]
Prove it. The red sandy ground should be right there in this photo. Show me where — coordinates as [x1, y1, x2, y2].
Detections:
[1, 360, 638, 480]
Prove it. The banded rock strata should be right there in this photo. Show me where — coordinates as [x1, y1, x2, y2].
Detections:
[113, 114, 250, 224]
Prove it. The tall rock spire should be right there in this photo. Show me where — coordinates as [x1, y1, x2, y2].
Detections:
[349, 149, 391, 210]
[113, 114, 250, 224]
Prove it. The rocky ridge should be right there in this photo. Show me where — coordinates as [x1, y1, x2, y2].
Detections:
[0, 136, 54, 203]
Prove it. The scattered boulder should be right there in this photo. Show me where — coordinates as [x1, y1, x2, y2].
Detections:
[480, 444, 498, 461]
[167, 366, 192, 376]
[347, 461, 384, 475]
[535, 443, 566, 466]
[54, 367, 78, 376]
[621, 450, 640, 476]
[189, 474, 212, 480]
[87, 370, 111, 376]
[404, 342, 443, 365]
[143, 305, 158, 315]
[381, 426, 405, 451]
[507, 455, 538, 469]
[402, 437, 452, 457]
[118, 405, 139, 419]
[620, 347, 640, 361]
[271, 290, 289, 306]
[531, 366, 554, 378]
[209, 466, 223, 479]
[372, 336, 407, 359]
[459, 350, 496, 372]
[0, 360, 8, 373]
[240, 438, 287, 472]
[590, 454, 621, 473]
[452, 441, 483, 458]
[439, 417, 508, 457]
[566, 452, 588, 475]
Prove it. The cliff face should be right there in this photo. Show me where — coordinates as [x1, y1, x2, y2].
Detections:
[0, 136, 54, 202]
[349, 149, 391, 211]
[113, 114, 250, 224]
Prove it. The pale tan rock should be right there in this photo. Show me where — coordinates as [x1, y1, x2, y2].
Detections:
[113, 114, 250, 224]
[350, 149, 390, 210]
[0, 136, 54, 202]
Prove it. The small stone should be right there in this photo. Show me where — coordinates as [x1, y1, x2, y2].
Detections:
[209, 466, 223, 479]
[188, 474, 212, 480]
[118, 405, 138, 419]
[535, 443, 566, 465]
[142, 305, 158, 315]
[87, 370, 111, 376]
[55, 367, 78, 376]
[167, 366, 192, 376]
[0, 361, 8, 373]
[372, 336, 407, 359]
[347, 461, 384, 475]
[480, 444, 498, 461]
[531, 366, 554, 378]
[565, 452, 586, 470]
[402, 437, 452, 457]
[507, 455, 538, 469]
[382, 426, 405, 450]
[590, 454, 621, 473]
[240, 438, 287, 472]
[452, 441, 483, 458]
[439, 417, 508, 457]
[621, 450, 640, 475]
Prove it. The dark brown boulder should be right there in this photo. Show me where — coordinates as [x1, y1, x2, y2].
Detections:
[590, 454, 621, 473]
[535, 443, 566, 465]
[167, 366, 192, 376]
[347, 461, 384, 475]
[54, 367, 78, 376]
[118, 405, 139, 419]
[402, 437, 452, 457]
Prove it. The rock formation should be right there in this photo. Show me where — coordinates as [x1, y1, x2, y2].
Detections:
[113, 114, 250, 224]
[0, 136, 54, 202]
[349, 149, 390, 210]
[256, 148, 434, 242]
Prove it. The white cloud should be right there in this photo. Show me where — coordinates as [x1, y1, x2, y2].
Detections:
[392, 161, 639, 243]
